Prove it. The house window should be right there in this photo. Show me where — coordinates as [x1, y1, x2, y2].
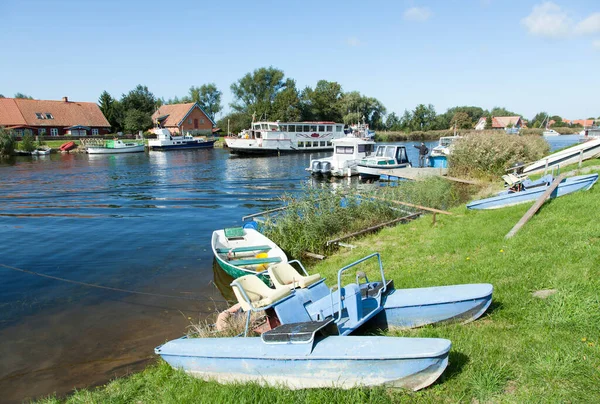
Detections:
[200, 119, 204, 124]
[92, 129, 99, 135]
[50, 128, 58, 136]
[35, 112, 45, 119]
[38, 128, 46, 136]
[45, 113, 54, 119]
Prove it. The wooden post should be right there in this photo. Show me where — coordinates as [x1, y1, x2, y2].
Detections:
[578, 149, 583, 169]
[505, 174, 566, 239]
[432, 212, 437, 225]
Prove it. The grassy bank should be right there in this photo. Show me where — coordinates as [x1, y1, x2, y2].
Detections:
[376, 127, 582, 143]
[38, 164, 600, 403]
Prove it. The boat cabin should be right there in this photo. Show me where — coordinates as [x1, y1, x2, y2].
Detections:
[238, 121, 344, 149]
[372, 145, 409, 164]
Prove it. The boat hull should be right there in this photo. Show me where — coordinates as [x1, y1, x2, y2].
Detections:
[375, 283, 493, 329]
[428, 155, 448, 168]
[466, 174, 598, 210]
[86, 145, 145, 154]
[358, 163, 411, 180]
[156, 335, 451, 391]
[150, 140, 215, 151]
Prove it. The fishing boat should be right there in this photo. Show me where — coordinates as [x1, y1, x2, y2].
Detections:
[357, 145, 411, 180]
[466, 173, 598, 210]
[211, 227, 288, 279]
[429, 136, 460, 168]
[86, 139, 145, 154]
[306, 134, 376, 177]
[148, 128, 216, 151]
[225, 121, 346, 155]
[157, 253, 489, 390]
[523, 138, 600, 174]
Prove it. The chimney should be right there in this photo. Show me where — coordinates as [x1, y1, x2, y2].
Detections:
[62, 96, 68, 102]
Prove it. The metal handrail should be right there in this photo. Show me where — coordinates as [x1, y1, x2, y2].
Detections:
[335, 252, 386, 323]
[288, 259, 309, 276]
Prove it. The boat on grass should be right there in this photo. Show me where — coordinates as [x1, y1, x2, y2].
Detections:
[429, 136, 460, 168]
[466, 173, 598, 210]
[59, 141, 76, 151]
[306, 134, 376, 177]
[523, 138, 600, 174]
[157, 253, 493, 390]
[148, 128, 216, 151]
[211, 227, 288, 279]
[86, 139, 145, 154]
[357, 145, 411, 180]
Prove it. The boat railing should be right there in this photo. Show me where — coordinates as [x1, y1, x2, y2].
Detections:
[335, 252, 386, 323]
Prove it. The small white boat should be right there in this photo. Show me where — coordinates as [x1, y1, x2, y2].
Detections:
[32, 147, 52, 155]
[429, 136, 460, 168]
[86, 139, 145, 154]
[543, 129, 560, 136]
[357, 145, 411, 180]
[148, 128, 215, 151]
[211, 227, 288, 279]
[306, 135, 376, 177]
[523, 137, 600, 174]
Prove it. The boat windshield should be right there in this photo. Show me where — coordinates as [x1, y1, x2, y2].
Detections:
[440, 138, 454, 147]
[375, 146, 396, 158]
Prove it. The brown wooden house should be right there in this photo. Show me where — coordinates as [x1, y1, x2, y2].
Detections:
[151, 103, 215, 135]
[0, 97, 111, 136]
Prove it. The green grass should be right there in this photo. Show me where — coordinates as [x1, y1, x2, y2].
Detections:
[37, 167, 600, 403]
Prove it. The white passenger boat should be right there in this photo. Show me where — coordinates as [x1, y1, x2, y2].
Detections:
[357, 145, 411, 180]
[148, 128, 215, 151]
[306, 135, 376, 177]
[429, 136, 460, 168]
[225, 121, 346, 155]
[86, 139, 145, 154]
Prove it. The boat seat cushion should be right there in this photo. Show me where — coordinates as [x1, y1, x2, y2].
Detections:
[224, 227, 245, 239]
[268, 263, 321, 290]
[231, 274, 291, 312]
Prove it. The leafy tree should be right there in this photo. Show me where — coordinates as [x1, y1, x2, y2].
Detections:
[490, 106, 519, 117]
[450, 112, 472, 129]
[230, 66, 288, 119]
[216, 112, 252, 135]
[189, 83, 222, 121]
[339, 92, 387, 129]
[410, 104, 437, 131]
[530, 112, 547, 129]
[14, 93, 33, 99]
[121, 85, 156, 115]
[272, 79, 302, 122]
[443, 106, 485, 128]
[301, 80, 344, 122]
[399, 109, 412, 131]
[98, 91, 123, 132]
[21, 133, 35, 152]
[385, 112, 401, 130]
[123, 109, 153, 133]
[0, 128, 16, 156]
[485, 115, 493, 129]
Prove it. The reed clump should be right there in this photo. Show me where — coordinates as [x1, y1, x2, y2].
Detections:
[187, 310, 265, 338]
[448, 133, 549, 180]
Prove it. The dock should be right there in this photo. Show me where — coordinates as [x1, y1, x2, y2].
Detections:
[376, 167, 481, 185]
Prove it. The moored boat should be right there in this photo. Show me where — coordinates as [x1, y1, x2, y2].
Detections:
[466, 173, 598, 210]
[211, 227, 288, 279]
[148, 128, 216, 151]
[523, 138, 600, 174]
[225, 121, 346, 155]
[86, 139, 145, 154]
[429, 136, 460, 168]
[306, 134, 376, 177]
[357, 145, 411, 180]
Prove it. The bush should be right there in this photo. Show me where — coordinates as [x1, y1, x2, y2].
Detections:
[448, 133, 549, 180]
[20, 133, 36, 152]
[0, 128, 16, 156]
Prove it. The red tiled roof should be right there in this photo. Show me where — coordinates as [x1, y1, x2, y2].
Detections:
[492, 116, 521, 128]
[564, 119, 595, 127]
[0, 98, 110, 128]
[151, 103, 215, 127]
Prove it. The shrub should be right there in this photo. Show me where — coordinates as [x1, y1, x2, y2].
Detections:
[448, 133, 549, 180]
[0, 128, 16, 156]
[20, 133, 36, 152]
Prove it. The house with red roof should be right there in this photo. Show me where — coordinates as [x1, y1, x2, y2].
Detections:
[563, 119, 595, 128]
[475, 116, 523, 130]
[0, 97, 111, 136]
[151, 103, 215, 135]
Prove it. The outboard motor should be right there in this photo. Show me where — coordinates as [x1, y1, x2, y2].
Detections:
[311, 160, 321, 174]
[320, 161, 332, 175]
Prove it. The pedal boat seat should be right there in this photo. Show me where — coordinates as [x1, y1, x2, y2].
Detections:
[231, 274, 291, 312]
[268, 262, 321, 290]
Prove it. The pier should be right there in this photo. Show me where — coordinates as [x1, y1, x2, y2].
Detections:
[376, 167, 480, 185]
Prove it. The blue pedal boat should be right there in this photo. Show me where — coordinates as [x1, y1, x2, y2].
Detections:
[466, 173, 598, 210]
[156, 253, 492, 390]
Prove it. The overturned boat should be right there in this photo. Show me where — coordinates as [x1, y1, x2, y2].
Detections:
[157, 253, 492, 390]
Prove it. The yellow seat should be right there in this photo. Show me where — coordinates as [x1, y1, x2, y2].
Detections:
[231, 275, 291, 312]
[268, 263, 321, 290]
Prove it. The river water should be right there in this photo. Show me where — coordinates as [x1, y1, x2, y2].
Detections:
[0, 136, 577, 402]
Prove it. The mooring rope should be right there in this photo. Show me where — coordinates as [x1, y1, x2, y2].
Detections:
[0, 263, 222, 303]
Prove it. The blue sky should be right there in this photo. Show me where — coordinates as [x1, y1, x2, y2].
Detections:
[2, 0, 599, 120]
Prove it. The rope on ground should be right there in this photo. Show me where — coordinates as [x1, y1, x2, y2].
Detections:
[0, 263, 221, 303]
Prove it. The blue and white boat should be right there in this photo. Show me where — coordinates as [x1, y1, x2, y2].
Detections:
[357, 145, 412, 180]
[428, 136, 460, 168]
[148, 128, 216, 151]
[156, 253, 493, 390]
[466, 173, 598, 210]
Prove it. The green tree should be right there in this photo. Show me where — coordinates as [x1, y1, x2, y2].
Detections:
[121, 85, 156, 115]
[123, 109, 153, 133]
[98, 91, 123, 132]
[410, 104, 436, 131]
[301, 80, 344, 122]
[272, 79, 302, 122]
[530, 112, 547, 129]
[189, 83, 222, 121]
[14, 93, 33, 99]
[339, 92, 387, 129]
[385, 112, 401, 130]
[230, 66, 288, 119]
[490, 106, 519, 117]
[216, 112, 252, 135]
[450, 111, 472, 129]
[485, 115, 493, 129]
[21, 133, 35, 152]
[0, 128, 16, 156]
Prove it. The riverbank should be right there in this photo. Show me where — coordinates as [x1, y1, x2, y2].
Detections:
[376, 127, 583, 142]
[37, 160, 600, 403]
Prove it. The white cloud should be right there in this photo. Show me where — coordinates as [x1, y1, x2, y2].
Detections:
[521, 2, 572, 38]
[346, 37, 363, 47]
[574, 13, 600, 35]
[593, 39, 600, 51]
[403, 7, 432, 22]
